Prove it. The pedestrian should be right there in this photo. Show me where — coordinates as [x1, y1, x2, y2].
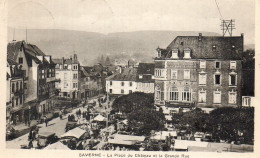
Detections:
[67, 114, 70, 121]
[79, 109, 81, 118]
[28, 129, 32, 141]
[32, 130, 36, 141]
[59, 110, 62, 120]
[71, 114, 75, 121]
[28, 140, 33, 148]
[44, 116, 48, 127]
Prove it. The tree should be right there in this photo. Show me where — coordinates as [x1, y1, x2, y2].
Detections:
[112, 92, 154, 114]
[209, 107, 254, 144]
[100, 55, 105, 65]
[105, 56, 111, 66]
[171, 108, 210, 133]
[242, 49, 255, 96]
[127, 107, 165, 136]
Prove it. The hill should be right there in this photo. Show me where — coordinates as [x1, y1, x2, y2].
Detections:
[8, 28, 221, 65]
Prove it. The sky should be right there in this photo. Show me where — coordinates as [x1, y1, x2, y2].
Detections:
[7, 0, 255, 44]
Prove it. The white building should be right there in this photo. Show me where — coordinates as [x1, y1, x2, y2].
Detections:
[106, 68, 137, 95]
[53, 54, 81, 100]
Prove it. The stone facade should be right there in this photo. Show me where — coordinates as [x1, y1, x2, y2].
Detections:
[154, 33, 243, 108]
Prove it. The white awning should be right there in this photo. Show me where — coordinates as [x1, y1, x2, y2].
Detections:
[151, 131, 177, 140]
[44, 141, 70, 150]
[61, 127, 86, 139]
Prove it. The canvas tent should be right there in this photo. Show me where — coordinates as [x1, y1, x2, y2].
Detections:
[108, 134, 145, 146]
[61, 127, 86, 139]
[93, 114, 106, 122]
[174, 140, 209, 151]
[150, 131, 177, 141]
[44, 141, 70, 150]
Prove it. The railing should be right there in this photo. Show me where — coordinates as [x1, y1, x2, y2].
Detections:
[46, 77, 60, 82]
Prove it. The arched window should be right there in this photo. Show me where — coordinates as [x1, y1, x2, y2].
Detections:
[182, 87, 191, 101]
[170, 87, 178, 101]
[155, 86, 161, 100]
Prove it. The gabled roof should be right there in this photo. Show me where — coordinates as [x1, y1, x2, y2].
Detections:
[106, 68, 137, 81]
[7, 41, 47, 66]
[7, 57, 18, 65]
[156, 35, 243, 60]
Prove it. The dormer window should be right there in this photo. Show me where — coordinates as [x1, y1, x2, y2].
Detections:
[171, 49, 178, 59]
[183, 48, 191, 59]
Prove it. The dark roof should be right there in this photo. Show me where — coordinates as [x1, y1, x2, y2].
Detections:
[137, 63, 155, 75]
[106, 68, 137, 81]
[52, 58, 80, 65]
[7, 41, 23, 61]
[7, 57, 18, 65]
[156, 35, 243, 60]
[7, 41, 46, 66]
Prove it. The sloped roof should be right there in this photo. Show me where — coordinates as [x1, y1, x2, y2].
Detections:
[156, 35, 243, 60]
[7, 41, 46, 66]
[93, 114, 106, 122]
[137, 63, 155, 75]
[61, 127, 86, 139]
[52, 58, 80, 65]
[106, 68, 137, 81]
[7, 41, 23, 60]
[7, 57, 18, 65]
[44, 141, 70, 150]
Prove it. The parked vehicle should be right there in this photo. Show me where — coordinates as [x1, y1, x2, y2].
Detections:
[6, 125, 17, 140]
[37, 132, 59, 149]
[65, 121, 79, 132]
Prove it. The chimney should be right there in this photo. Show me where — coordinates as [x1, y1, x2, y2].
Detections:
[241, 33, 244, 38]
[198, 33, 202, 41]
[73, 54, 77, 60]
[62, 57, 65, 65]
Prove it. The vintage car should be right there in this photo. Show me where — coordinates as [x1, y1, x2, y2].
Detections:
[65, 121, 79, 132]
[37, 132, 59, 149]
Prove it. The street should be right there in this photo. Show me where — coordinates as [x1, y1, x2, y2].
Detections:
[6, 96, 109, 149]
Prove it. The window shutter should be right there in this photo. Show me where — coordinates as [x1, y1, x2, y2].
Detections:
[190, 69, 197, 81]
[177, 69, 183, 80]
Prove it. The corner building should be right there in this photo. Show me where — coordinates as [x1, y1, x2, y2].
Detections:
[154, 33, 243, 108]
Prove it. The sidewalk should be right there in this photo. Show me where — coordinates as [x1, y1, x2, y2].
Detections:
[9, 94, 105, 140]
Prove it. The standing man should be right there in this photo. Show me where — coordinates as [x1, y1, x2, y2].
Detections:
[44, 116, 48, 127]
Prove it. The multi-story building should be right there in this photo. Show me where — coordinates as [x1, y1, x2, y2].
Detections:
[6, 58, 25, 124]
[53, 54, 81, 100]
[154, 33, 243, 108]
[81, 66, 103, 98]
[106, 63, 155, 96]
[7, 41, 58, 124]
[136, 63, 155, 93]
[106, 68, 137, 95]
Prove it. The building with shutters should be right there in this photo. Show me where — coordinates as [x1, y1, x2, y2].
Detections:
[7, 41, 58, 124]
[106, 68, 137, 95]
[154, 33, 243, 108]
[53, 54, 81, 100]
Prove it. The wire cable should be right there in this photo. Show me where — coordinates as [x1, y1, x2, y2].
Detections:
[214, 0, 223, 19]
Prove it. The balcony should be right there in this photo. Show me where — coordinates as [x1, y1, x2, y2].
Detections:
[13, 90, 24, 96]
[46, 77, 60, 83]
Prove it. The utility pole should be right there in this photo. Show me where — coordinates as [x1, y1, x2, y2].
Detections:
[26, 27, 28, 42]
[220, 19, 235, 37]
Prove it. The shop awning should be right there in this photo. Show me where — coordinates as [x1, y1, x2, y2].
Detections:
[61, 127, 86, 139]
